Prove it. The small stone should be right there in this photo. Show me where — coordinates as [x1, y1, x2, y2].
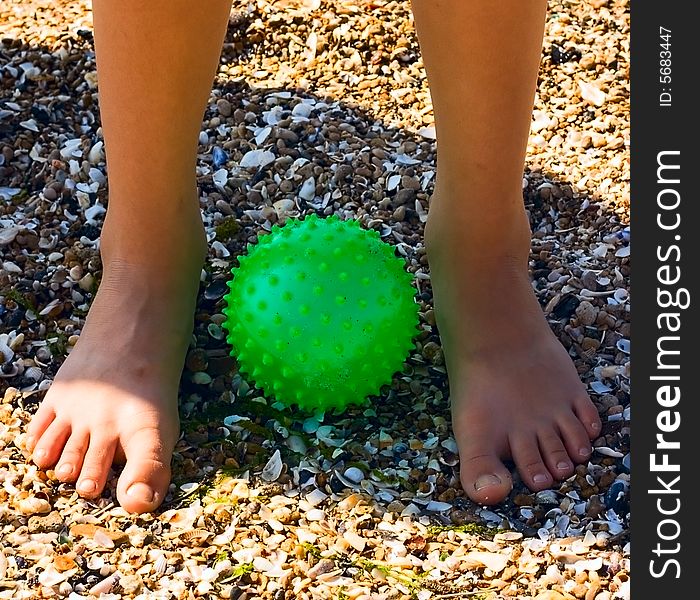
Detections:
[28, 511, 64, 533]
[217, 98, 232, 117]
[78, 273, 95, 292]
[69, 524, 129, 545]
[575, 301, 598, 326]
[18, 497, 51, 515]
[394, 188, 416, 206]
[185, 348, 208, 373]
[535, 592, 566, 600]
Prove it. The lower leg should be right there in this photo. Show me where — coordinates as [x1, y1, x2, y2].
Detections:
[25, 0, 232, 513]
[410, 0, 601, 503]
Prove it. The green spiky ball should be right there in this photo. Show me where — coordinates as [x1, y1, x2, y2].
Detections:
[222, 214, 418, 412]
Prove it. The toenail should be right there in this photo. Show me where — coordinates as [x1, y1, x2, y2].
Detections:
[33, 448, 47, 461]
[557, 461, 571, 470]
[533, 473, 549, 484]
[57, 463, 73, 475]
[579, 447, 591, 457]
[591, 421, 601, 431]
[78, 479, 97, 493]
[474, 474, 502, 491]
[25, 436, 35, 450]
[126, 482, 155, 504]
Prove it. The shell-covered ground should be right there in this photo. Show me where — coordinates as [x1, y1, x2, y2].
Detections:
[0, 0, 629, 598]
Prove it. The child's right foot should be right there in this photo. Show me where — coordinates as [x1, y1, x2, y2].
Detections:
[25, 215, 206, 513]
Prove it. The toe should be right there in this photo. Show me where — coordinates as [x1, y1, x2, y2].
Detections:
[31, 419, 70, 468]
[76, 434, 118, 499]
[55, 430, 89, 482]
[558, 412, 593, 463]
[25, 403, 57, 454]
[509, 433, 553, 491]
[116, 426, 174, 514]
[573, 393, 603, 439]
[537, 428, 574, 480]
[458, 441, 513, 505]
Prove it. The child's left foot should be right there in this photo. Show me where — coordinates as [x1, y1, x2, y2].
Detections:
[425, 184, 602, 505]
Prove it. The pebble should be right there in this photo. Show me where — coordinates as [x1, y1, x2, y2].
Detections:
[216, 98, 232, 117]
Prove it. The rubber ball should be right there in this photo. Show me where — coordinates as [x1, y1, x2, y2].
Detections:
[222, 214, 418, 412]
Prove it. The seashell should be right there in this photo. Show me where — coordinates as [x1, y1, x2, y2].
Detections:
[589, 381, 612, 394]
[213, 168, 228, 190]
[84, 202, 106, 224]
[299, 177, 316, 201]
[179, 482, 200, 494]
[18, 497, 51, 515]
[89, 572, 120, 596]
[305, 488, 327, 508]
[622, 453, 630, 471]
[613, 288, 629, 304]
[343, 530, 366, 552]
[17, 540, 50, 560]
[615, 245, 630, 258]
[88, 141, 104, 164]
[426, 501, 452, 512]
[223, 414, 249, 427]
[207, 323, 225, 340]
[534, 490, 559, 505]
[616, 338, 630, 354]
[387, 174, 401, 192]
[0, 340, 14, 364]
[302, 417, 321, 433]
[154, 554, 167, 575]
[240, 149, 275, 169]
[191, 371, 212, 385]
[464, 551, 509, 573]
[212, 146, 229, 168]
[0, 549, 6, 579]
[343, 467, 364, 484]
[38, 567, 68, 587]
[254, 126, 272, 145]
[286, 435, 307, 454]
[415, 481, 435, 498]
[180, 529, 213, 544]
[0, 225, 20, 245]
[89, 167, 106, 185]
[273, 199, 296, 219]
[438, 452, 459, 467]
[2, 260, 21, 274]
[441, 437, 458, 454]
[261, 449, 283, 482]
[594, 447, 624, 458]
[86, 555, 105, 571]
[305, 508, 325, 522]
[292, 102, 313, 118]
[24, 366, 43, 382]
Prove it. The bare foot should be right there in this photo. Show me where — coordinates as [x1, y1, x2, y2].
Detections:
[425, 189, 602, 505]
[25, 218, 205, 513]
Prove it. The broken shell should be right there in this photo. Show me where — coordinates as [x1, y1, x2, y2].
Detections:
[616, 338, 630, 354]
[180, 529, 213, 545]
[261, 449, 283, 482]
[594, 447, 624, 458]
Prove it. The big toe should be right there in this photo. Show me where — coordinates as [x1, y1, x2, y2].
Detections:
[116, 427, 174, 514]
[459, 446, 513, 505]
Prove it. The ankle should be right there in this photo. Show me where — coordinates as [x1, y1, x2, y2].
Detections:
[100, 211, 207, 271]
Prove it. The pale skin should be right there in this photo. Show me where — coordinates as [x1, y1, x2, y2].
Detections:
[25, 0, 601, 512]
